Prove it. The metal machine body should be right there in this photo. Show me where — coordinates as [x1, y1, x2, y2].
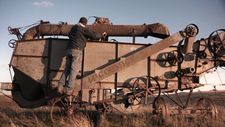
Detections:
[6, 18, 225, 119]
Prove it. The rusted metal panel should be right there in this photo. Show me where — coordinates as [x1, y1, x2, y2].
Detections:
[13, 40, 48, 57]
[11, 40, 48, 84]
[117, 44, 147, 82]
[48, 41, 149, 84]
[82, 31, 186, 88]
[83, 42, 116, 82]
[12, 57, 48, 84]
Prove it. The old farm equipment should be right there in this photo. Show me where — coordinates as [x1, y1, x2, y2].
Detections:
[7, 18, 225, 121]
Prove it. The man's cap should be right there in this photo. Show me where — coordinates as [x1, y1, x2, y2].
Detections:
[79, 17, 88, 25]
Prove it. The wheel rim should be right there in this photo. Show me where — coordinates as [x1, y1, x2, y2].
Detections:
[153, 97, 169, 118]
[130, 77, 161, 105]
[195, 98, 218, 119]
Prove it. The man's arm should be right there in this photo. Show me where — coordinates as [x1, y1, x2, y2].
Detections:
[84, 28, 102, 40]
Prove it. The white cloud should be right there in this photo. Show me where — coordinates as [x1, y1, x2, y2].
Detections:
[33, 1, 54, 8]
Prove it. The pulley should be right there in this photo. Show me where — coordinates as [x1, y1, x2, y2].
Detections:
[8, 39, 16, 48]
[157, 50, 184, 67]
[184, 24, 199, 37]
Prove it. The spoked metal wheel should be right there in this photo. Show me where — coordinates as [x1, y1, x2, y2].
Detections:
[195, 98, 218, 119]
[131, 76, 161, 104]
[130, 77, 147, 105]
[153, 97, 169, 118]
[122, 76, 161, 112]
[50, 95, 74, 123]
[8, 39, 17, 48]
[208, 29, 225, 57]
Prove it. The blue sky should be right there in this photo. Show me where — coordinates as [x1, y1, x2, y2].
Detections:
[0, 0, 225, 89]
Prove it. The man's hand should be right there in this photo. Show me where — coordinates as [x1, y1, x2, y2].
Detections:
[99, 32, 107, 41]
[102, 32, 107, 37]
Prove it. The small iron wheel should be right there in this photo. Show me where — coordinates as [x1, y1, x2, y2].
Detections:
[8, 39, 16, 48]
[153, 97, 169, 118]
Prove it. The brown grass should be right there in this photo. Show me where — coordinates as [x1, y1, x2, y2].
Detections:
[1, 91, 225, 127]
[1, 106, 224, 127]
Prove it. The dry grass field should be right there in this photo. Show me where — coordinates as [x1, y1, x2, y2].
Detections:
[1, 90, 225, 127]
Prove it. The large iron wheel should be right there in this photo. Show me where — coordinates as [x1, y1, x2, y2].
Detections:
[50, 95, 74, 123]
[153, 97, 169, 118]
[130, 76, 161, 105]
[195, 98, 218, 119]
[208, 29, 225, 57]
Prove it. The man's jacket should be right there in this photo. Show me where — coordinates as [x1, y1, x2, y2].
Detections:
[68, 24, 101, 50]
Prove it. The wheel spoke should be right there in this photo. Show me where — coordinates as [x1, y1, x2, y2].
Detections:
[128, 77, 161, 106]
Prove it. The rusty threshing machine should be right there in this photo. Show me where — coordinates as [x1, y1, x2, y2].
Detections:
[4, 17, 225, 121]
